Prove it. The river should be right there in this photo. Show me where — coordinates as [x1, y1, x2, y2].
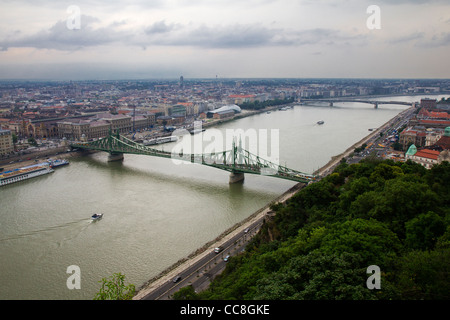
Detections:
[0, 94, 445, 299]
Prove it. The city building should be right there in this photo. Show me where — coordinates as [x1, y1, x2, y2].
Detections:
[405, 127, 450, 169]
[431, 126, 450, 150]
[206, 105, 241, 119]
[399, 128, 427, 149]
[0, 129, 14, 156]
[420, 98, 437, 109]
[212, 109, 235, 120]
[57, 113, 155, 140]
[408, 148, 441, 169]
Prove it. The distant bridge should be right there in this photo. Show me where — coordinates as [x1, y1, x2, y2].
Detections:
[300, 98, 415, 109]
[70, 130, 318, 184]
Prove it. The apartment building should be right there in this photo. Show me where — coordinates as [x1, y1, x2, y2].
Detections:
[0, 129, 14, 156]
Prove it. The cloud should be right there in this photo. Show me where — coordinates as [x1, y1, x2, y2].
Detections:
[417, 32, 450, 47]
[0, 15, 128, 51]
[145, 20, 180, 35]
[0, 14, 368, 51]
[387, 32, 425, 44]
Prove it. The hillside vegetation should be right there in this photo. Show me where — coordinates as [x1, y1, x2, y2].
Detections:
[176, 159, 450, 300]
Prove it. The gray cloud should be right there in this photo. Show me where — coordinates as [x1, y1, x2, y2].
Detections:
[0, 15, 127, 51]
[145, 20, 180, 35]
[417, 32, 450, 47]
[1, 14, 368, 51]
[387, 32, 425, 44]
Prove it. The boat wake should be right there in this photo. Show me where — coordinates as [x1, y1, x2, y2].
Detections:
[0, 218, 92, 242]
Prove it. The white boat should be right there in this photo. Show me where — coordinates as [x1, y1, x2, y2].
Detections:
[48, 159, 70, 168]
[143, 136, 178, 145]
[0, 164, 54, 187]
[91, 213, 103, 221]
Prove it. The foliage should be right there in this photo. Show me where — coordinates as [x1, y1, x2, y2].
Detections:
[173, 285, 199, 300]
[94, 273, 135, 300]
[193, 160, 450, 300]
[238, 98, 294, 110]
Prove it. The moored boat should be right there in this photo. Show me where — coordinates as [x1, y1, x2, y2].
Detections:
[0, 164, 54, 187]
[48, 159, 70, 168]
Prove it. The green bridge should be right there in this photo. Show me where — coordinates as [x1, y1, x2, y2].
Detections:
[70, 131, 318, 184]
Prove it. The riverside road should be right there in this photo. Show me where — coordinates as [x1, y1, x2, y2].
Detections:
[137, 105, 418, 300]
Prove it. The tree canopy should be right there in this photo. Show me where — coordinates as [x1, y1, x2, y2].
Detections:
[181, 159, 450, 300]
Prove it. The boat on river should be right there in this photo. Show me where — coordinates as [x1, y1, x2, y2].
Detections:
[48, 159, 70, 168]
[91, 213, 103, 221]
[317, 120, 325, 125]
[0, 163, 54, 187]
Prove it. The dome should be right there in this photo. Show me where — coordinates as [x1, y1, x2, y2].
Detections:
[209, 104, 241, 114]
[444, 127, 450, 137]
[406, 144, 417, 156]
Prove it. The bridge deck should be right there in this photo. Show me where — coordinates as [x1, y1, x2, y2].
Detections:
[71, 132, 317, 183]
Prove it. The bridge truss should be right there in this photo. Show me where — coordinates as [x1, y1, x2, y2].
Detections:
[71, 131, 317, 183]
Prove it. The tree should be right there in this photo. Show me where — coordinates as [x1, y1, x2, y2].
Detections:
[27, 137, 38, 147]
[318, 219, 402, 267]
[393, 249, 450, 300]
[94, 273, 135, 300]
[405, 211, 446, 251]
[173, 285, 200, 300]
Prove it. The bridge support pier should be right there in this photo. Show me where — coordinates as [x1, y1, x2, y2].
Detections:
[374, 103, 378, 109]
[329, 102, 333, 107]
[229, 172, 245, 184]
[108, 152, 124, 162]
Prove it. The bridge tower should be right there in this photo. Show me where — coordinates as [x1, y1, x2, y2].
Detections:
[229, 138, 245, 184]
[107, 129, 124, 162]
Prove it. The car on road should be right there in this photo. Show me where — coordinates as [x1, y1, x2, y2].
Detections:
[223, 255, 230, 262]
[214, 247, 223, 253]
[173, 276, 182, 283]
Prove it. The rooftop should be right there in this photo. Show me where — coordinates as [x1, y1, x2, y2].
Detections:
[414, 149, 440, 160]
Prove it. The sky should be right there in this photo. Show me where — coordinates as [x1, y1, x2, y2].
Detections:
[0, 0, 449, 80]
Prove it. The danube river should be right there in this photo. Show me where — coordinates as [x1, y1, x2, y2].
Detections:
[0, 95, 444, 299]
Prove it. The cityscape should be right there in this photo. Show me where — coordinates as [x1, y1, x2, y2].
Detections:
[0, 78, 449, 151]
[0, 0, 449, 314]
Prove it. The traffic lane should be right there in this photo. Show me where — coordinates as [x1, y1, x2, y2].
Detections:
[145, 220, 264, 299]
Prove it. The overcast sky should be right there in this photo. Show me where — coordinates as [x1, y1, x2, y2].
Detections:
[0, 0, 449, 80]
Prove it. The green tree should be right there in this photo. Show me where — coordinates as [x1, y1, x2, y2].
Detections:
[27, 137, 38, 147]
[173, 285, 200, 300]
[393, 249, 450, 300]
[318, 219, 401, 267]
[405, 211, 446, 251]
[94, 273, 135, 300]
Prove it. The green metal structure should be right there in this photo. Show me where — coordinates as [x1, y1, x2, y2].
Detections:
[70, 131, 318, 183]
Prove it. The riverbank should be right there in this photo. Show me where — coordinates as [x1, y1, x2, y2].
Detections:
[133, 181, 304, 300]
[314, 106, 414, 176]
[134, 105, 411, 299]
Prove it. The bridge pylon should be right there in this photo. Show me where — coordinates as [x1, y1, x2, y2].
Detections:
[229, 171, 245, 184]
[108, 152, 124, 162]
